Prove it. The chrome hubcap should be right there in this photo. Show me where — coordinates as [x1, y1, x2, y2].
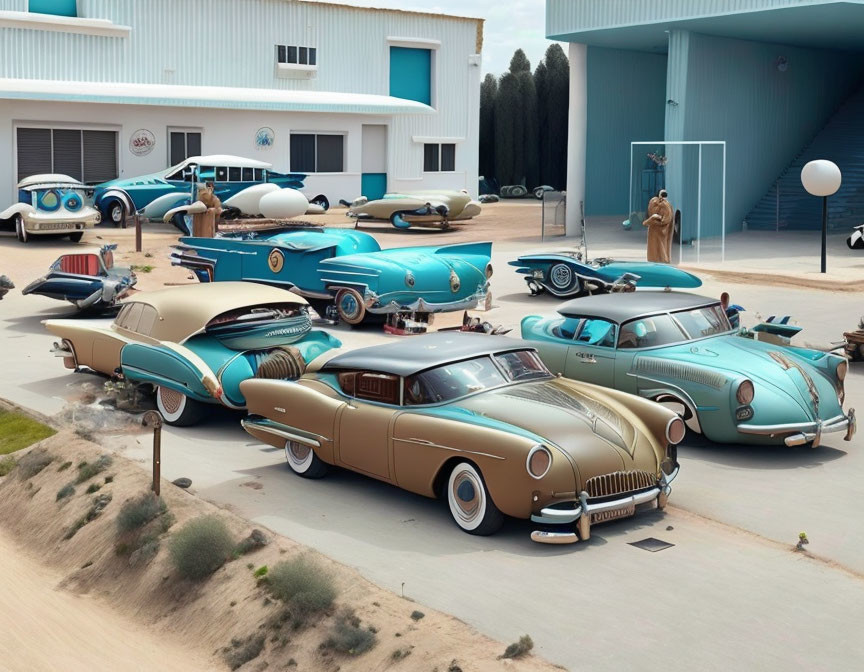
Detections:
[550, 264, 572, 288]
[451, 470, 482, 522]
[286, 441, 310, 464]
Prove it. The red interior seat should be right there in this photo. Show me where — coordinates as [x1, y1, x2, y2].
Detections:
[58, 254, 100, 276]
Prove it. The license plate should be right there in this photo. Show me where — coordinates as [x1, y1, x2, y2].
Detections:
[40, 222, 70, 231]
[591, 503, 635, 523]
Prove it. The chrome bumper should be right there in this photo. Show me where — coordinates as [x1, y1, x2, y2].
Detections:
[530, 467, 678, 545]
[737, 409, 856, 447]
[364, 287, 489, 315]
[50, 340, 73, 358]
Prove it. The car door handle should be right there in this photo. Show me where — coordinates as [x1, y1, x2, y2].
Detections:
[575, 352, 597, 364]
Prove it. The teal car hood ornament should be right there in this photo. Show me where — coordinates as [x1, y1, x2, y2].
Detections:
[521, 291, 855, 447]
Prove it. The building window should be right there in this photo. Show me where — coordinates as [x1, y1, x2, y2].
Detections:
[423, 143, 455, 172]
[169, 129, 202, 166]
[390, 47, 431, 105]
[290, 134, 344, 173]
[276, 45, 317, 66]
[29, 0, 77, 17]
[16, 127, 117, 183]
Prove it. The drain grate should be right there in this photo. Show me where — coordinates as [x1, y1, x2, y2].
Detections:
[629, 537, 675, 552]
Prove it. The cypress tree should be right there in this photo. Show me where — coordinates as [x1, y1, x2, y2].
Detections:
[494, 71, 519, 185]
[479, 73, 498, 183]
[534, 60, 549, 186]
[543, 43, 569, 189]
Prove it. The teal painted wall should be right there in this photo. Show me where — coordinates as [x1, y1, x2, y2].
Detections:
[585, 46, 667, 216]
[389, 47, 432, 105]
[29, 0, 76, 15]
[665, 30, 864, 237]
[361, 173, 387, 200]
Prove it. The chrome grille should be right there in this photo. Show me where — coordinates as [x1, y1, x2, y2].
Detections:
[585, 470, 656, 498]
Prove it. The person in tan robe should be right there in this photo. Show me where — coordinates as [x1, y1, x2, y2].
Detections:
[642, 189, 674, 264]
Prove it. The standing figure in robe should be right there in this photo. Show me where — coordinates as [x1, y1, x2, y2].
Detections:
[642, 189, 674, 264]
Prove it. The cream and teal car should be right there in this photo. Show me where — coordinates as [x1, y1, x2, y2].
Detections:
[1, 174, 100, 242]
[522, 292, 855, 447]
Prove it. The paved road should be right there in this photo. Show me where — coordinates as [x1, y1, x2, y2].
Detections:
[1, 231, 863, 671]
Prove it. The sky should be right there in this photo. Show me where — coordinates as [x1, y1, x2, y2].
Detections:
[313, 0, 562, 76]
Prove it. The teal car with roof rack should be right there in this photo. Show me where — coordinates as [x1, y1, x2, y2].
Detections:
[521, 292, 855, 447]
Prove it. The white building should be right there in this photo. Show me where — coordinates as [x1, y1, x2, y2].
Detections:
[0, 0, 483, 207]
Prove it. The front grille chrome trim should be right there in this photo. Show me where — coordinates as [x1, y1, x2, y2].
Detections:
[585, 469, 656, 499]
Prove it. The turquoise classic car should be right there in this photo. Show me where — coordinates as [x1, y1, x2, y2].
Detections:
[171, 228, 492, 326]
[44, 282, 340, 426]
[521, 292, 856, 447]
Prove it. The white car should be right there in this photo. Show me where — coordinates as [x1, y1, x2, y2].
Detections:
[0, 174, 100, 243]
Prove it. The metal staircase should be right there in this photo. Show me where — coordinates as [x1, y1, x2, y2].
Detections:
[745, 83, 864, 231]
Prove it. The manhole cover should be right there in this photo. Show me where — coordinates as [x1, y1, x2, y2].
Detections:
[629, 537, 674, 552]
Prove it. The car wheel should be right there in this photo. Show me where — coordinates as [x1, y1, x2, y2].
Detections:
[534, 187, 546, 200]
[335, 288, 366, 325]
[155, 385, 206, 426]
[284, 440, 329, 478]
[548, 263, 580, 295]
[109, 201, 126, 226]
[14, 215, 28, 243]
[446, 462, 503, 535]
[68, 231, 83, 242]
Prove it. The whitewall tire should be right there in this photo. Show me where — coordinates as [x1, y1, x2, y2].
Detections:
[446, 462, 503, 535]
[109, 202, 126, 226]
[15, 215, 28, 243]
[156, 385, 206, 426]
[285, 440, 328, 478]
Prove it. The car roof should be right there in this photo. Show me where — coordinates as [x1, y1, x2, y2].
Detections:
[320, 332, 535, 377]
[17, 173, 86, 189]
[181, 155, 272, 170]
[557, 291, 719, 323]
[119, 282, 306, 342]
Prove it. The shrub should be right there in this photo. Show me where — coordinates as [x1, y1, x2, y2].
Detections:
[392, 646, 413, 661]
[169, 515, 235, 580]
[223, 634, 265, 671]
[500, 635, 534, 660]
[410, 610, 425, 621]
[56, 483, 75, 501]
[64, 493, 112, 540]
[75, 455, 113, 484]
[324, 608, 376, 655]
[85, 483, 101, 494]
[116, 493, 166, 534]
[253, 565, 269, 579]
[128, 535, 160, 567]
[17, 449, 54, 479]
[267, 555, 336, 622]
[235, 528, 269, 555]
[57, 461, 72, 472]
[0, 456, 16, 477]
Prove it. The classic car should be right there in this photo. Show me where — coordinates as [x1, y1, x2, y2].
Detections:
[1, 174, 100, 243]
[509, 251, 703, 297]
[343, 190, 481, 229]
[22, 245, 136, 310]
[93, 154, 324, 226]
[847, 223, 864, 249]
[171, 228, 492, 326]
[0, 274, 12, 300]
[44, 282, 341, 425]
[239, 332, 683, 544]
[521, 292, 856, 447]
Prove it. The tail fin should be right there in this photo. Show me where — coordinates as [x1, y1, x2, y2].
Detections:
[432, 241, 492, 258]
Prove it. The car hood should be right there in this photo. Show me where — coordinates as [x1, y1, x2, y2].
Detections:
[638, 335, 839, 418]
[448, 379, 659, 479]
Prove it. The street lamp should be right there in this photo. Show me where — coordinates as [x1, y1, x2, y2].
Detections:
[801, 160, 841, 273]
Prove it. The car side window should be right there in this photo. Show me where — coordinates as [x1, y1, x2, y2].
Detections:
[228, 167, 241, 182]
[242, 167, 254, 181]
[255, 169, 265, 181]
[550, 317, 581, 340]
[215, 167, 228, 182]
[136, 305, 159, 336]
[198, 166, 216, 181]
[117, 302, 144, 332]
[575, 318, 616, 348]
[338, 371, 400, 405]
[618, 314, 686, 349]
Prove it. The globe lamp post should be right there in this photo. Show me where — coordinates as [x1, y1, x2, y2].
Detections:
[801, 160, 841, 273]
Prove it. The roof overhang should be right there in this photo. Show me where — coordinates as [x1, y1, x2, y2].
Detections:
[548, 1, 864, 53]
[0, 78, 436, 115]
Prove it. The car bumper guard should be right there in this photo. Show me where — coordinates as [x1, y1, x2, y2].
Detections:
[737, 409, 856, 447]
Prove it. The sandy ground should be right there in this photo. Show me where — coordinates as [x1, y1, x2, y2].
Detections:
[0, 526, 212, 672]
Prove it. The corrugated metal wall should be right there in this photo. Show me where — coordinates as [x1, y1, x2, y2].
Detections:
[664, 30, 864, 235]
[0, 0, 482, 184]
[585, 46, 666, 216]
[547, 0, 846, 38]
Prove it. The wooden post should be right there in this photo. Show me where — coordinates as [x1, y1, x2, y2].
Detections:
[142, 410, 163, 496]
[135, 211, 142, 253]
[192, 208, 217, 237]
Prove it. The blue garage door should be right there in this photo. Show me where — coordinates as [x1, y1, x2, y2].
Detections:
[29, 0, 77, 16]
[361, 173, 387, 200]
[389, 47, 431, 105]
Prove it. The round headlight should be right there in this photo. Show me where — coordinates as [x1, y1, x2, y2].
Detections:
[526, 445, 551, 479]
[736, 379, 755, 405]
[666, 417, 686, 445]
[449, 269, 461, 293]
[485, 263, 494, 280]
[404, 271, 415, 288]
[837, 359, 848, 382]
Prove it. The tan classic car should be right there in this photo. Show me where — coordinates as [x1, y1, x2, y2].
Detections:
[240, 333, 683, 544]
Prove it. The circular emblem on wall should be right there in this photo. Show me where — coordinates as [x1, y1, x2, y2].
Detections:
[255, 127, 275, 150]
[129, 129, 155, 156]
[268, 248, 285, 273]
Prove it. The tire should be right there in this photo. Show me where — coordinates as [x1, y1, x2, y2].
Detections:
[284, 440, 329, 478]
[335, 288, 366, 325]
[155, 385, 207, 427]
[534, 187, 546, 200]
[15, 215, 28, 243]
[446, 462, 503, 535]
[108, 201, 126, 227]
[68, 231, 83, 242]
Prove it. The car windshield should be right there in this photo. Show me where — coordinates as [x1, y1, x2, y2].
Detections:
[403, 351, 550, 405]
[672, 304, 732, 339]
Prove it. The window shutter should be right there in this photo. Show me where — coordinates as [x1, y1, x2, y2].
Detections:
[169, 132, 186, 165]
[441, 144, 455, 172]
[423, 144, 439, 172]
[16, 128, 52, 181]
[82, 130, 117, 183]
[290, 134, 316, 172]
[186, 132, 201, 158]
[52, 129, 83, 180]
[316, 135, 343, 173]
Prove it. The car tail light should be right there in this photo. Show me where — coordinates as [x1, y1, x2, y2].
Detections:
[485, 263, 494, 279]
[736, 379, 755, 405]
[666, 417, 686, 445]
[837, 359, 848, 382]
[526, 445, 552, 479]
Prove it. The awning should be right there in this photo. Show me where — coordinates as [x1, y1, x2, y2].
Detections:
[0, 78, 435, 115]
